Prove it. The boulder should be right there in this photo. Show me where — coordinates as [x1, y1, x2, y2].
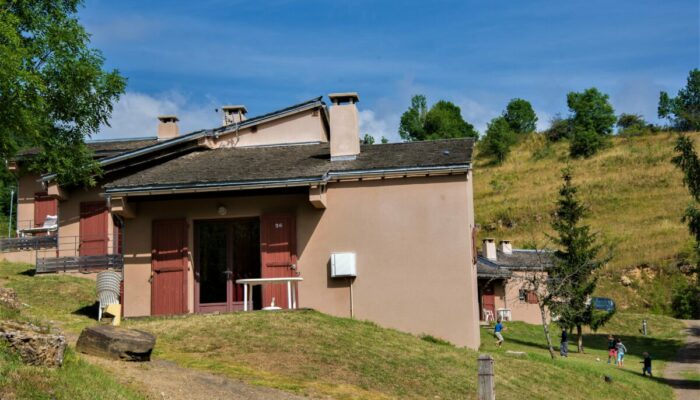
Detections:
[76, 325, 155, 361]
[0, 287, 21, 309]
[0, 321, 66, 367]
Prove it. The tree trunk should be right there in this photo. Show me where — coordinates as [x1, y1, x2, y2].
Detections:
[539, 304, 556, 359]
[576, 324, 584, 353]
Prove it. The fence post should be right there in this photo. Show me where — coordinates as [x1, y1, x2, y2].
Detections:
[478, 354, 495, 400]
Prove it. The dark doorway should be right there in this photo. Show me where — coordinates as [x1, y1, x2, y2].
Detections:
[195, 219, 261, 312]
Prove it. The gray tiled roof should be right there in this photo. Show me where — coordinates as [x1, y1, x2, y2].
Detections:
[476, 249, 554, 278]
[104, 138, 474, 191]
[18, 137, 159, 159]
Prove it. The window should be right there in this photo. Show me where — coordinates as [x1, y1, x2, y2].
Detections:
[519, 289, 538, 304]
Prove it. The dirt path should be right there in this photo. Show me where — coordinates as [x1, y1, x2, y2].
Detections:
[61, 331, 309, 400]
[663, 320, 700, 400]
[84, 354, 309, 400]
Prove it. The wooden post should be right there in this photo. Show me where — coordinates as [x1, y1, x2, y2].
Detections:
[478, 354, 495, 400]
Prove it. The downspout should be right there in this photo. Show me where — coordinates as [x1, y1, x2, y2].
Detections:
[349, 277, 354, 319]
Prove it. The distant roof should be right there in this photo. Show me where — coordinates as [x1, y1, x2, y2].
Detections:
[476, 249, 554, 278]
[104, 138, 474, 194]
[40, 97, 328, 182]
[18, 137, 159, 160]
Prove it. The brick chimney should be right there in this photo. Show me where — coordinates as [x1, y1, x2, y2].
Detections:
[499, 240, 513, 254]
[483, 238, 497, 260]
[222, 105, 247, 126]
[157, 115, 179, 140]
[328, 92, 360, 161]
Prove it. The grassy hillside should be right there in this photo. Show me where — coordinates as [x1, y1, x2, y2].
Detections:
[0, 262, 687, 400]
[473, 131, 700, 311]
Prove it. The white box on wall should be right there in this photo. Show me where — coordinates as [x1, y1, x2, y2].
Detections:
[331, 252, 356, 277]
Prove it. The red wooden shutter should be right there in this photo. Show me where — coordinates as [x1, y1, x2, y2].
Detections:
[79, 202, 108, 256]
[260, 214, 297, 309]
[34, 192, 57, 228]
[151, 219, 188, 316]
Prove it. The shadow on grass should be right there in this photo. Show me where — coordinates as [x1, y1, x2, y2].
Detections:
[618, 367, 700, 392]
[72, 302, 98, 320]
[496, 332, 682, 362]
[18, 268, 35, 277]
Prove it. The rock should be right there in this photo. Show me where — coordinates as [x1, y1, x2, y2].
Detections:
[0, 287, 21, 309]
[0, 321, 66, 367]
[620, 275, 632, 286]
[76, 325, 155, 361]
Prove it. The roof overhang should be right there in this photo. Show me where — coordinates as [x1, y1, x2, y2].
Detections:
[103, 164, 471, 197]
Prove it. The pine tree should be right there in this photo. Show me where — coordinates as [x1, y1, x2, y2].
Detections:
[548, 167, 608, 353]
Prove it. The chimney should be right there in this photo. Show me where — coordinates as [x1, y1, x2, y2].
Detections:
[328, 92, 360, 161]
[157, 115, 179, 140]
[499, 240, 513, 255]
[483, 238, 497, 260]
[222, 105, 247, 126]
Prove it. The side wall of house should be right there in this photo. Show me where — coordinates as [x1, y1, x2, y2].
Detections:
[215, 109, 328, 148]
[16, 173, 44, 231]
[121, 173, 480, 349]
[504, 270, 547, 324]
[56, 187, 114, 257]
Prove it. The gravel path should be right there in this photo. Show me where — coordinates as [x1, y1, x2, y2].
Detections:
[663, 320, 700, 400]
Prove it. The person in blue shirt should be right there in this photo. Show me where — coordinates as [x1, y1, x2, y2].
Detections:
[494, 319, 506, 347]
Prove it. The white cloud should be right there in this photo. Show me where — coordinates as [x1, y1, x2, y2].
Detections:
[96, 92, 220, 139]
[456, 98, 499, 136]
[358, 109, 401, 143]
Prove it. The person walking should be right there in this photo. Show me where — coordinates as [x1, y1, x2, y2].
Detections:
[494, 319, 506, 348]
[560, 328, 569, 357]
[607, 335, 617, 364]
[640, 352, 653, 377]
[615, 338, 627, 368]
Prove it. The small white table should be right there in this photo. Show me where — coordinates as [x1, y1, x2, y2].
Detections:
[235, 277, 304, 311]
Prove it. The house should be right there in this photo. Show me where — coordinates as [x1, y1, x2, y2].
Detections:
[3, 93, 482, 348]
[477, 238, 552, 324]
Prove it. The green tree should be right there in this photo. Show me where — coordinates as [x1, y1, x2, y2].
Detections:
[548, 167, 609, 353]
[659, 69, 700, 130]
[399, 95, 427, 141]
[480, 116, 516, 163]
[380, 136, 389, 144]
[399, 95, 477, 141]
[672, 135, 700, 260]
[544, 114, 572, 142]
[361, 134, 375, 145]
[503, 98, 538, 134]
[0, 0, 126, 186]
[567, 88, 616, 157]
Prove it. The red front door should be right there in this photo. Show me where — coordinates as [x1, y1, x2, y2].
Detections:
[260, 214, 297, 309]
[482, 285, 496, 320]
[152, 219, 188, 316]
[79, 202, 108, 256]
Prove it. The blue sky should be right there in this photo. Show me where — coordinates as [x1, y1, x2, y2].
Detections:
[81, 0, 699, 141]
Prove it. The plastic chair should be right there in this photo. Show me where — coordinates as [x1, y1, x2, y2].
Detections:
[96, 270, 122, 325]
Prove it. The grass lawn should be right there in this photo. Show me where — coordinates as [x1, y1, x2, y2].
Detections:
[0, 261, 688, 399]
[0, 268, 145, 399]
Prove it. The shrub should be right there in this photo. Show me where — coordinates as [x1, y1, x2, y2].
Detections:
[570, 128, 607, 158]
[544, 115, 571, 142]
[481, 116, 517, 163]
[671, 281, 700, 319]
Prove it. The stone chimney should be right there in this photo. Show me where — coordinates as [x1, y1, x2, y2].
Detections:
[499, 240, 512, 255]
[222, 105, 247, 126]
[328, 92, 360, 161]
[157, 115, 179, 140]
[483, 238, 497, 260]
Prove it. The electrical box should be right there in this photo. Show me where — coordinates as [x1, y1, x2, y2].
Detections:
[330, 252, 356, 278]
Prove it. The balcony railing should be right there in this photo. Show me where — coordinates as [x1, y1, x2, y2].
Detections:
[0, 220, 59, 252]
[35, 234, 123, 274]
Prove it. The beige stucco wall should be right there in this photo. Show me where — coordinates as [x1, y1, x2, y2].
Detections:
[0, 250, 36, 264]
[55, 187, 114, 258]
[215, 109, 328, 148]
[503, 271, 547, 325]
[121, 173, 480, 349]
[16, 173, 44, 231]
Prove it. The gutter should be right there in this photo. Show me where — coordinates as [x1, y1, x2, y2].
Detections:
[103, 164, 471, 197]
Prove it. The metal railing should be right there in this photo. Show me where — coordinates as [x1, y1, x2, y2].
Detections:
[35, 234, 123, 274]
[0, 220, 59, 252]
